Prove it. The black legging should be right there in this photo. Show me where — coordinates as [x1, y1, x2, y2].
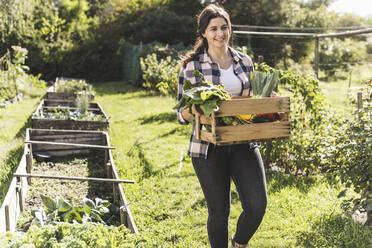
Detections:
[192, 144, 267, 248]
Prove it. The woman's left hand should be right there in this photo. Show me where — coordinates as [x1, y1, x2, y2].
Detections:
[269, 91, 278, 97]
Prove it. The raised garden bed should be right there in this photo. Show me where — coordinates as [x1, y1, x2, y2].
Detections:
[0, 129, 138, 234]
[195, 96, 291, 145]
[46, 77, 94, 100]
[32, 99, 109, 130]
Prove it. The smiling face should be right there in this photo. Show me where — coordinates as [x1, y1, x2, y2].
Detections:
[202, 17, 230, 51]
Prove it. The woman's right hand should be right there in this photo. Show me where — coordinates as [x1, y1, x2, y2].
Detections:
[180, 105, 204, 122]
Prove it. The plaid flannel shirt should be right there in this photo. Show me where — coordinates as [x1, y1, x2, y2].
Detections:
[177, 47, 256, 159]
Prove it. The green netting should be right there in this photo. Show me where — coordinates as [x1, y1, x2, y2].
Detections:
[121, 41, 186, 86]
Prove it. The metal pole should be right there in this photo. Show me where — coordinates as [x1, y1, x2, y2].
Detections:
[14, 173, 134, 184]
[315, 37, 319, 79]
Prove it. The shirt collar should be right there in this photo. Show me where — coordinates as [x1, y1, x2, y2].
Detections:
[199, 47, 243, 64]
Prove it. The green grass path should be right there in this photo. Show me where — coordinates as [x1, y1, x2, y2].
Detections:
[0, 94, 44, 204]
[94, 81, 372, 247]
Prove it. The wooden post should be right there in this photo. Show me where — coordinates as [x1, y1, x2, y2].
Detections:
[106, 162, 112, 179]
[120, 206, 128, 226]
[314, 37, 319, 79]
[25, 152, 32, 185]
[104, 149, 108, 166]
[5, 205, 10, 231]
[16, 177, 24, 212]
[194, 105, 201, 140]
[357, 92, 363, 120]
[211, 112, 216, 140]
[113, 183, 118, 204]
[348, 71, 352, 88]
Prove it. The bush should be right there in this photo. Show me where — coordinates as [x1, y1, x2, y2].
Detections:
[140, 53, 180, 97]
[326, 84, 371, 225]
[0, 46, 46, 100]
[319, 38, 365, 78]
[5, 222, 131, 247]
[256, 63, 338, 174]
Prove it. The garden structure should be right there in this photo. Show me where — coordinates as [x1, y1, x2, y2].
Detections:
[31, 99, 109, 130]
[0, 129, 138, 234]
[46, 77, 94, 101]
[194, 96, 291, 145]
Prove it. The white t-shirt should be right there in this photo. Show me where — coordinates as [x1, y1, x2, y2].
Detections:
[219, 64, 242, 97]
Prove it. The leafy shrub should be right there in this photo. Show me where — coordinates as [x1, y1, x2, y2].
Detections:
[56, 78, 93, 95]
[140, 53, 180, 97]
[256, 63, 337, 174]
[139, 44, 181, 62]
[367, 37, 372, 55]
[0, 46, 46, 100]
[32, 194, 119, 226]
[319, 38, 364, 78]
[5, 222, 130, 247]
[325, 84, 371, 224]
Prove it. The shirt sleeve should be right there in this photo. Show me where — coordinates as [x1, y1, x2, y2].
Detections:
[177, 65, 189, 125]
[243, 55, 254, 90]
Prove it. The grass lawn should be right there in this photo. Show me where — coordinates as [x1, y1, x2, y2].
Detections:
[0, 92, 44, 205]
[318, 63, 371, 114]
[0, 80, 370, 247]
[92, 81, 372, 247]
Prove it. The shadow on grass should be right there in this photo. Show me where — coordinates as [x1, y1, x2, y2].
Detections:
[295, 212, 372, 247]
[0, 145, 24, 206]
[265, 170, 317, 194]
[126, 141, 155, 181]
[158, 126, 191, 139]
[15, 115, 32, 139]
[191, 197, 206, 210]
[92, 81, 160, 99]
[14, 94, 44, 139]
[137, 112, 177, 125]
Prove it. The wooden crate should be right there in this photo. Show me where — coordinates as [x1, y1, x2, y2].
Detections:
[0, 129, 138, 234]
[195, 96, 291, 145]
[31, 99, 109, 130]
[46, 77, 94, 100]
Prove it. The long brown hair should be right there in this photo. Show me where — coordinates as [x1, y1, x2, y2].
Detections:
[180, 4, 232, 66]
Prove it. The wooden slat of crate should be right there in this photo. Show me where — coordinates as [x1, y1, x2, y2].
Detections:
[216, 96, 290, 117]
[200, 122, 290, 145]
[216, 121, 290, 143]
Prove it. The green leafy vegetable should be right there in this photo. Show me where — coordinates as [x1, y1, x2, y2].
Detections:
[174, 70, 230, 118]
[32, 194, 118, 227]
[250, 70, 279, 97]
[174, 70, 249, 127]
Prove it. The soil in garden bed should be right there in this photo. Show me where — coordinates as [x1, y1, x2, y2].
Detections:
[17, 150, 115, 231]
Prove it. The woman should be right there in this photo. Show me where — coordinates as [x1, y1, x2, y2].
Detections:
[176, 4, 268, 248]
